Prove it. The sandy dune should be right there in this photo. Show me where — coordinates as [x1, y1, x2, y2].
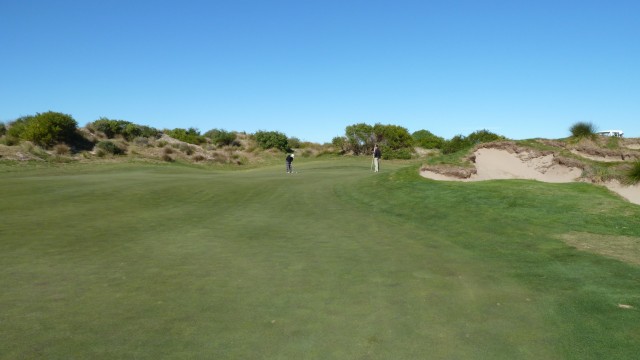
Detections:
[421, 148, 640, 205]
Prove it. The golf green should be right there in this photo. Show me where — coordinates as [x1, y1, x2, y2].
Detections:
[1, 159, 639, 359]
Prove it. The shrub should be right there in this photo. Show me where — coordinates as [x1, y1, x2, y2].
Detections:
[412, 130, 444, 149]
[95, 140, 124, 155]
[288, 137, 301, 149]
[344, 123, 374, 155]
[383, 147, 413, 160]
[2, 135, 20, 146]
[54, 144, 70, 155]
[332, 136, 347, 153]
[11, 112, 79, 148]
[179, 143, 194, 155]
[570, 122, 596, 138]
[0, 122, 6, 136]
[373, 123, 413, 151]
[162, 154, 174, 162]
[441, 135, 472, 154]
[88, 118, 160, 141]
[7, 116, 31, 139]
[628, 161, 640, 184]
[133, 137, 150, 146]
[164, 128, 206, 145]
[254, 130, 290, 152]
[163, 147, 174, 154]
[466, 129, 505, 144]
[192, 154, 206, 162]
[205, 129, 237, 147]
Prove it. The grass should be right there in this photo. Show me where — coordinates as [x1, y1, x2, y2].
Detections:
[628, 161, 640, 184]
[1, 158, 640, 359]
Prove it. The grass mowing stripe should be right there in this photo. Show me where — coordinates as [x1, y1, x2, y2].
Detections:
[1, 160, 640, 359]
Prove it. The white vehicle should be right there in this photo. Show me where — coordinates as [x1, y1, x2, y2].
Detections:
[597, 130, 624, 137]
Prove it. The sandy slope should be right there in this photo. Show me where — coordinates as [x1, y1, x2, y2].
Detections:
[421, 148, 640, 205]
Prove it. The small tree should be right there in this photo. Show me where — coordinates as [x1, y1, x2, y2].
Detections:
[345, 123, 374, 155]
[332, 136, 347, 153]
[0, 122, 6, 137]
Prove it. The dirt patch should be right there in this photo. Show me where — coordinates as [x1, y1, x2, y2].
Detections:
[558, 232, 640, 266]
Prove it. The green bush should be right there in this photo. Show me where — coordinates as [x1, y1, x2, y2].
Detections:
[467, 129, 505, 144]
[628, 161, 640, 184]
[164, 128, 206, 145]
[7, 116, 31, 139]
[254, 131, 290, 152]
[332, 136, 347, 153]
[95, 140, 124, 155]
[343, 123, 414, 157]
[20, 112, 79, 148]
[412, 130, 444, 149]
[382, 147, 413, 160]
[288, 137, 301, 149]
[441, 135, 472, 154]
[1, 135, 20, 146]
[570, 122, 596, 138]
[88, 118, 160, 141]
[205, 129, 237, 147]
[0, 122, 6, 136]
[344, 123, 374, 155]
[440, 130, 505, 155]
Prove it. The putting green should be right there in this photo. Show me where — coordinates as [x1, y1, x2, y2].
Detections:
[1, 159, 639, 359]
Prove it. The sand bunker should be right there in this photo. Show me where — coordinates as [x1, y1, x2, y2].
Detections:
[422, 148, 582, 183]
[421, 148, 640, 205]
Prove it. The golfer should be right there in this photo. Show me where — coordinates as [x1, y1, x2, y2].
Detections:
[285, 153, 295, 173]
[373, 144, 381, 172]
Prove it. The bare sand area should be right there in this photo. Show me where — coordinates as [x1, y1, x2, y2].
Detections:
[421, 147, 640, 206]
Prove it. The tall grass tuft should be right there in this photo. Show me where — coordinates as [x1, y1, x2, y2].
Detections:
[627, 161, 640, 184]
[570, 122, 596, 138]
[54, 144, 70, 155]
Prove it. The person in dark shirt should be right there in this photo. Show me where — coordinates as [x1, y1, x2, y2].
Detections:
[373, 145, 381, 172]
[286, 153, 295, 173]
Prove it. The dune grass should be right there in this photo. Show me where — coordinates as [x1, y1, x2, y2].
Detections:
[1, 158, 640, 359]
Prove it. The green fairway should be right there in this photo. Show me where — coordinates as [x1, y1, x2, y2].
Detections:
[1, 159, 640, 359]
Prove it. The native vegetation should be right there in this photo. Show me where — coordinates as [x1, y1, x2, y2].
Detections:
[2, 113, 640, 184]
[570, 121, 597, 139]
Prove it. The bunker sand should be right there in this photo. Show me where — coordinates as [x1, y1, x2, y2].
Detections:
[421, 148, 640, 205]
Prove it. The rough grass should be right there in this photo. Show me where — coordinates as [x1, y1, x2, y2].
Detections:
[1, 159, 640, 359]
[559, 232, 640, 266]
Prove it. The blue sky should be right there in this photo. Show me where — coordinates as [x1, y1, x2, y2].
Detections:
[2, 0, 638, 143]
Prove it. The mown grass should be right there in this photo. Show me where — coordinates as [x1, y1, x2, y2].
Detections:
[1, 158, 639, 359]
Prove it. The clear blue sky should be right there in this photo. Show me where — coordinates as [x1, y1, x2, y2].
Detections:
[2, 0, 638, 143]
